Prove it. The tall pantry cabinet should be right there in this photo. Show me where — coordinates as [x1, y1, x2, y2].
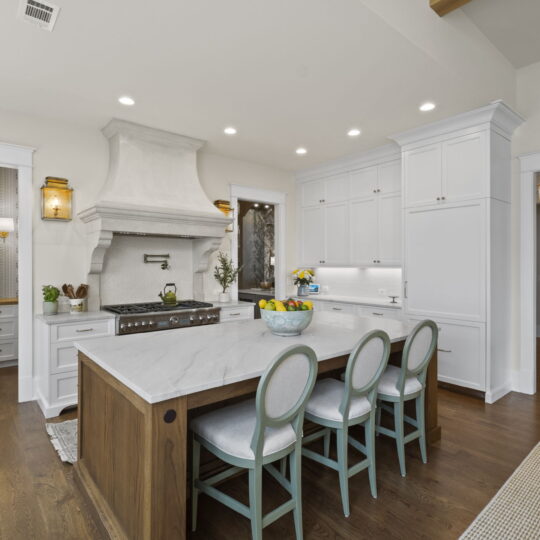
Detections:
[391, 101, 523, 403]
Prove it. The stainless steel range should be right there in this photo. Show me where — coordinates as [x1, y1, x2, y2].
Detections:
[102, 301, 221, 335]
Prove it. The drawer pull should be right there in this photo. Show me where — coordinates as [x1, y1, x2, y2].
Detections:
[76, 328, 94, 333]
[437, 348, 452, 353]
[229, 313, 241, 316]
[332, 307, 342, 311]
[372, 312, 384, 316]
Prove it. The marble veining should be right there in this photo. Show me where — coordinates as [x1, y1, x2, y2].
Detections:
[75, 312, 416, 404]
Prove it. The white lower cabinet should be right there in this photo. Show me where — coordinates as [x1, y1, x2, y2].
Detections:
[219, 304, 254, 323]
[35, 315, 116, 418]
[0, 304, 18, 365]
[409, 316, 486, 391]
[320, 301, 356, 314]
[357, 305, 403, 320]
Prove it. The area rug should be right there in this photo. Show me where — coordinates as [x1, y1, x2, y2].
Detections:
[460, 442, 540, 539]
[46, 419, 78, 464]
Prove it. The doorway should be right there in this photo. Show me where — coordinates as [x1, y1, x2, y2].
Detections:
[229, 185, 287, 313]
[0, 167, 19, 368]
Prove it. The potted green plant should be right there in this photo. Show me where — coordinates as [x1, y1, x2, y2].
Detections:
[213, 251, 241, 303]
[42, 285, 60, 315]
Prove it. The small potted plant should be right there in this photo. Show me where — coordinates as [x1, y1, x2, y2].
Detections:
[213, 251, 241, 303]
[292, 268, 314, 296]
[42, 285, 60, 315]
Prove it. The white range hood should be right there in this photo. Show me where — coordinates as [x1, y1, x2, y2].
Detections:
[79, 119, 231, 311]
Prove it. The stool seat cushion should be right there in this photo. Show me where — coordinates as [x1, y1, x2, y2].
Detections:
[305, 378, 371, 422]
[191, 399, 296, 460]
[377, 365, 422, 397]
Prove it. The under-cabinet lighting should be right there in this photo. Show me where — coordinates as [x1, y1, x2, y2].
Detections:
[118, 96, 135, 106]
[347, 128, 361, 137]
[296, 147, 307, 155]
[419, 102, 436, 112]
[224, 126, 237, 135]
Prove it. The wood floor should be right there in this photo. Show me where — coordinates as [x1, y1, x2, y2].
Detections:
[0, 361, 538, 540]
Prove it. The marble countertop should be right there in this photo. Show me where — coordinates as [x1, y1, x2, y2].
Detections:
[36, 310, 116, 325]
[297, 294, 402, 309]
[238, 288, 275, 297]
[212, 300, 254, 309]
[75, 311, 415, 404]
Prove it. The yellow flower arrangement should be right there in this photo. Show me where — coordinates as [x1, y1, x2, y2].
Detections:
[292, 268, 314, 286]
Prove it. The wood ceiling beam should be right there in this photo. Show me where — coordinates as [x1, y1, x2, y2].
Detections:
[430, 0, 473, 17]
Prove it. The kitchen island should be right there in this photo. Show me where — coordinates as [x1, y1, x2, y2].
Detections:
[74, 312, 440, 540]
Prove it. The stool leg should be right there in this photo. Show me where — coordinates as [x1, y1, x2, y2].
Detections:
[249, 465, 263, 540]
[394, 401, 406, 477]
[191, 435, 200, 532]
[290, 446, 303, 540]
[376, 400, 382, 436]
[323, 428, 331, 458]
[416, 392, 427, 464]
[366, 416, 377, 499]
[336, 428, 350, 517]
[280, 457, 287, 478]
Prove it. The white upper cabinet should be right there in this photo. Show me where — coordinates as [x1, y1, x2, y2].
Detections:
[442, 132, 486, 203]
[404, 200, 486, 321]
[301, 179, 325, 207]
[325, 202, 349, 265]
[349, 166, 378, 199]
[324, 173, 349, 204]
[403, 143, 441, 207]
[300, 206, 325, 265]
[377, 159, 401, 195]
[350, 197, 378, 265]
[378, 193, 402, 265]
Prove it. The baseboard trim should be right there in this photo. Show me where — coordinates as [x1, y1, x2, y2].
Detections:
[485, 383, 512, 404]
[437, 381, 485, 400]
[0, 360, 18, 368]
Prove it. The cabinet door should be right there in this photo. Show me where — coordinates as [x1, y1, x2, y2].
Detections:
[300, 179, 325, 207]
[324, 173, 349, 204]
[349, 166, 378, 199]
[300, 206, 325, 266]
[350, 197, 378, 265]
[442, 132, 486, 203]
[378, 159, 401, 195]
[378, 193, 401, 265]
[409, 317, 486, 391]
[325, 202, 349, 265]
[404, 201, 486, 321]
[403, 144, 442, 207]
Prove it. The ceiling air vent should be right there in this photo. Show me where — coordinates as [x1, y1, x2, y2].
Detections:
[18, 0, 60, 32]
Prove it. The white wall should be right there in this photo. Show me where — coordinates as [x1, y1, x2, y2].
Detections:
[312, 267, 402, 300]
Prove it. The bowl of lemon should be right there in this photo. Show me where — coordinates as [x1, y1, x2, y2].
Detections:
[259, 298, 314, 337]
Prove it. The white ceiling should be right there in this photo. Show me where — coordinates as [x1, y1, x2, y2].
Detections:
[462, 0, 540, 69]
[0, 0, 520, 170]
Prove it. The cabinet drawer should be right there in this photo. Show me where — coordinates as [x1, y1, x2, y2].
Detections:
[0, 305, 17, 319]
[0, 320, 17, 339]
[323, 302, 356, 314]
[50, 372, 78, 403]
[0, 340, 17, 361]
[220, 307, 254, 323]
[51, 344, 79, 374]
[52, 320, 112, 342]
[358, 306, 402, 320]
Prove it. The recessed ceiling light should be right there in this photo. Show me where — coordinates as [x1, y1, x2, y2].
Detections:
[347, 128, 361, 137]
[118, 96, 135, 106]
[224, 126, 237, 135]
[296, 147, 307, 155]
[419, 102, 436, 112]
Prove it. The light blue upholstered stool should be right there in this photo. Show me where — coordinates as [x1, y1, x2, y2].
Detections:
[190, 344, 318, 540]
[376, 319, 438, 477]
[301, 330, 391, 517]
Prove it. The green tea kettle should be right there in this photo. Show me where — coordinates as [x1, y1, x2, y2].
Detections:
[159, 283, 177, 305]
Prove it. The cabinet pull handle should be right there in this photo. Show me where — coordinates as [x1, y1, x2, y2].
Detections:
[437, 348, 452, 353]
[76, 328, 94, 333]
[372, 312, 384, 316]
[436, 197, 441, 201]
[404, 281, 408, 299]
[332, 307, 342, 311]
[441, 196, 446, 200]
[229, 313, 241, 316]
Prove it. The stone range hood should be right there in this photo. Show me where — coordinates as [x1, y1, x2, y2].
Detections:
[79, 119, 231, 311]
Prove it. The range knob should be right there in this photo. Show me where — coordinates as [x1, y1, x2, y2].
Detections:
[169, 316, 179, 325]
[206, 314, 212, 320]
[127, 322, 133, 328]
[120, 323, 126, 330]
[141, 321, 147, 327]
[134, 322, 140, 327]
[189, 315, 195, 323]
[148, 320, 154, 326]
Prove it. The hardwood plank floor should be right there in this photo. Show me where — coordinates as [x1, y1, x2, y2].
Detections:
[0, 360, 538, 540]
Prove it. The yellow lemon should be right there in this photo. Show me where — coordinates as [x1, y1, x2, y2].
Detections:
[303, 301, 313, 310]
[258, 299, 267, 309]
[276, 305, 287, 312]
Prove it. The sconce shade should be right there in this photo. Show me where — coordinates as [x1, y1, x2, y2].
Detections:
[41, 177, 73, 221]
[0, 218, 15, 232]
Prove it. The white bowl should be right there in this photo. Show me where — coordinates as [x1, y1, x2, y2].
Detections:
[261, 309, 313, 337]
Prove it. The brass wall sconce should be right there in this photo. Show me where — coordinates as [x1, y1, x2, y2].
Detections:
[0, 217, 14, 243]
[41, 177, 73, 221]
[214, 200, 234, 232]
